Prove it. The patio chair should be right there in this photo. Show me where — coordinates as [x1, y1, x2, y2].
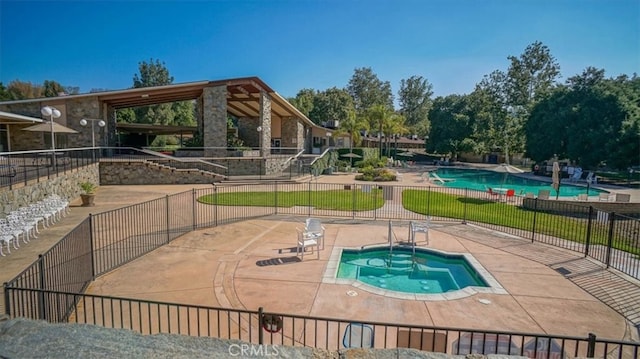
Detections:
[537, 190, 550, 200]
[343, 323, 374, 348]
[586, 171, 597, 184]
[296, 228, 319, 260]
[505, 189, 516, 201]
[410, 218, 431, 245]
[486, 187, 500, 199]
[599, 193, 611, 202]
[305, 218, 325, 250]
[576, 194, 588, 201]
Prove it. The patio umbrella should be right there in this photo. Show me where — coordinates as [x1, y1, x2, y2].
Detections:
[552, 161, 561, 199]
[491, 163, 524, 187]
[490, 163, 524, 174]
[22, 121, 78, 134]
[341, 152, 362, 166]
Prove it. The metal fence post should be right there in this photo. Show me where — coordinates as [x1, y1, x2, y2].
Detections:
[192, 189, 197, 231]
[274, 182, 278, 215]
[258, 307, 264, 345]
[605, 212, 615, 268]
[166, 195, 171, 244]
[3, 282, 9, 316]
[585, 206, 593, 257]
[37, 254, 46, 320]
[308, 181, 312, 217]
[352, 184, 356, 219]
[88, 214, 96, 280]
[214, 185, 218, 227]
[587, 333, 597, 357]
[531, 199, 538, 242]
[462, 188, 467, 224]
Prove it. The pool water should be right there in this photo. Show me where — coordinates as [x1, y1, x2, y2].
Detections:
[434, 168, 604, 198]
[337, 247, 488, 294]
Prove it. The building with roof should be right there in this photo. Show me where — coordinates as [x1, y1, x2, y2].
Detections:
[0, 76, 333, 155]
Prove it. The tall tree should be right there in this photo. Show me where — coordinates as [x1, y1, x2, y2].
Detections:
[507, 41, 561, 108]
[398, 75, 433, 134]
[526, 68, 639, 170]
[6, 80, 42, 100]
[288, 88, 316, 117]
[336, 109, 368, 157]
[42, 80, 66, 97]
[308, 87, 354, 125]
[0, 83, 10, 101]
[428, 94, 474, 159]
[127, 58, 190, 129]
[346, 67, 394, 115]
[133, 58, 174, 88]
[365, 104, 394, 158]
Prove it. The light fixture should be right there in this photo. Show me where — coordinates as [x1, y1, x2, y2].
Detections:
[41, 106, 61, 152]
[256, 126, 263, 157]
[80, 118, 106, 148]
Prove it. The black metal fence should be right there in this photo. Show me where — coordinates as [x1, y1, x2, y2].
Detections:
[0, 147, 310, 190]
[4, 288, 639, 358]
[0, 148, 102, 190]
[4, 183, 639, 357]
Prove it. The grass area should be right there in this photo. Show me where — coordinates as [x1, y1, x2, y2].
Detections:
[402, 189, 639, 255]
[198, 189, 384, 211]
[197, 187, 638, 256]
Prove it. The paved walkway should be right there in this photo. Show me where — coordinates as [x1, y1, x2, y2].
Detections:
[1, 171, 639, 343]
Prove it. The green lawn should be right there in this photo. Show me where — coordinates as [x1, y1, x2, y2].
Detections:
[197, 187, 638, 256]
[402, 189, 639, 255]
[198, 189, 384, 211]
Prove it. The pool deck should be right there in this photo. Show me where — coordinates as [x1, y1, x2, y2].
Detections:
[1, 168, 639, 345]
[85, 216, 638, 341]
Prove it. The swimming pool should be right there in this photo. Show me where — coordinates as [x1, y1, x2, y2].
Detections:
[434, 168, 604, 197]
[337, 246, 489, 294]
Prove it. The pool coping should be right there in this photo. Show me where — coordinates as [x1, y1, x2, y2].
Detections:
[321, 244, 507, 301]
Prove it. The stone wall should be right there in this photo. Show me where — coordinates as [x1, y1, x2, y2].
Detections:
[0, 165, 98, 217]
[99, 161, 220, 185]
[0, 318, 531, 359]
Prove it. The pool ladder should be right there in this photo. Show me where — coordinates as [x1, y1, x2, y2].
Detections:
[387, 220, 418, 266]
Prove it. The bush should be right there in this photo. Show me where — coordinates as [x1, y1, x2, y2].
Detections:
[355, 167, 396, 182]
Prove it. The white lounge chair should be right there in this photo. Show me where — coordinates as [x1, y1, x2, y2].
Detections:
[586, 172, 597, 184]
[599, 193, 611, 202]
[615, 193, 630, 203]
[538, 190, 550, 200]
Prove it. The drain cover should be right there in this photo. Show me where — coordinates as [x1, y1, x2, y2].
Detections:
[555, 267, 571, 275]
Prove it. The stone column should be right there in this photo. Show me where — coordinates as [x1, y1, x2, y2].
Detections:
[281, 117, 304, 152]
[203, 85, 227, 157]
[259, 92, 271, 157]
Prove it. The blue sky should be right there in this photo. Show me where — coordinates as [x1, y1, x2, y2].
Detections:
[1, 0, 638, 101]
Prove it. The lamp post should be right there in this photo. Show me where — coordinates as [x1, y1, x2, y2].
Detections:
[80, 118, 106, 148]
[41, 106, 61, 170]
[41, 106, 61, 151]
[256, 125, 263, 157]
[81, 118, 106, 161]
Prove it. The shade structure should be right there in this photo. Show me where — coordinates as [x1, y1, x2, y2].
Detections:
[22, 121, 78, 134]
[341, 152, 362, 159]
[491, 163, 524, 174]
[552, 161, 561, 199]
